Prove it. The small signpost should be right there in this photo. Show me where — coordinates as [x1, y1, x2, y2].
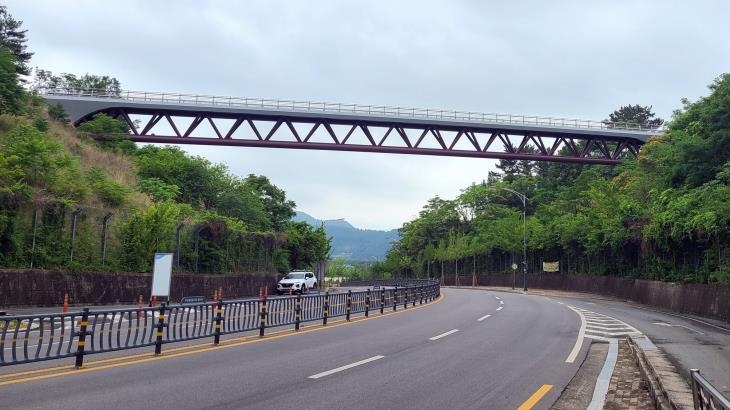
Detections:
[511, 263, 518, 290]
[151, 253, 174, 302]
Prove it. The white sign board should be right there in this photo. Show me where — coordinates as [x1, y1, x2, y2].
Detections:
[511, 263, 518, 270]
[151, 253, 173, 298]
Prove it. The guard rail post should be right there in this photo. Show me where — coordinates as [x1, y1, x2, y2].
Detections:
[419, 287, 424, 305]
[346, 290, 352, 321]
[393, 287, 398, 311]
[259, 296, 267, 337]
[323, 291, 329, 326]
[365, 289, 370, 318]
[295, 294, 301, 331]
[154, 303, 166, 355]
[213, 299, 223, 345]
[413, 287, 417, 307]
[691, 369, 700, 410]
[404, 287, 408, 309]
[74, 308, 90, 368]
[380, 290, 385, 314]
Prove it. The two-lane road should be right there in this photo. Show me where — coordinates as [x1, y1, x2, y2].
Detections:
[0, 288, 587, 409]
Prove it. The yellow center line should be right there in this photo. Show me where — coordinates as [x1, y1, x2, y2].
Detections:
[516, 384, 553, 410]
[0, 293, 443, 386]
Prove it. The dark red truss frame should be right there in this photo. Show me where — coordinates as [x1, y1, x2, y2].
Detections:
[105, 108, 642, 165]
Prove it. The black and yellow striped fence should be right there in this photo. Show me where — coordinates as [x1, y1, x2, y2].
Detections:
[0, 280, 439, 367]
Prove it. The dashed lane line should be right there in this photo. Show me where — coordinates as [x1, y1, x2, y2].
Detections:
[477, 314, 492, 322]
[429, 329, 459, 341]
[496, 306, 503, 311]
[308, 355, 384, 379]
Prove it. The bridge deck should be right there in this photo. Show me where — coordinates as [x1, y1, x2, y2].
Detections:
[41, 90, 656, 142]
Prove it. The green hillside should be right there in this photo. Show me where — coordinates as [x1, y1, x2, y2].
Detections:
[0, 8, 329, 274]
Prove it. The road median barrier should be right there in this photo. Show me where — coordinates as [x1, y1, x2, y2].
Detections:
[0, 279, 439, 367]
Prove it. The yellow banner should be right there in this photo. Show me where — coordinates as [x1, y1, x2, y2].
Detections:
[542, 261, 559, 272]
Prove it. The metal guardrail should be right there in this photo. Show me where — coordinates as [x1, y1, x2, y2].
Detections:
[0, 280, 439, 367]
[692, 369, 730, 410]
[37, 87, 660, 133]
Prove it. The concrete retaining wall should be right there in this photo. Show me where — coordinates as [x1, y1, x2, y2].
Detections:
[445, 273, 730, 323]
[0, 269, 278, 307]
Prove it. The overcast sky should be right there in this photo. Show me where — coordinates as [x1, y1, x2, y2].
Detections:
[9, 1, 730, 230]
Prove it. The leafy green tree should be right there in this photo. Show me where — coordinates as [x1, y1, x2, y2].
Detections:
[33, 69, 121, 95]
[244, 174, 296, 231]
[215, 180, 270, 231]
[0, 6, 32, 77]
[606, 104, 664, 129]
[77, 113, 135, 154]
[0, 47, 24, 115]
[283, 221, 331, 270]
[47, 103, 69, 124]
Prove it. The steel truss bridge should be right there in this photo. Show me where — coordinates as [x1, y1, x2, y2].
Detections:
[41, 89, 660, 165]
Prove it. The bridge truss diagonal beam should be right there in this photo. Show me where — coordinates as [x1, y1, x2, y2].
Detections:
[106, 108, 642, 165]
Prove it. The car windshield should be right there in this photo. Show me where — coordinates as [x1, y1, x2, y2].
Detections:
[284, 273, 306, 279]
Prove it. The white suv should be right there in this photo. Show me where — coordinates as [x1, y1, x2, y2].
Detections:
[277, 271, 317, 295]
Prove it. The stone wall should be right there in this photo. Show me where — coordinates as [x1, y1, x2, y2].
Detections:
[0, 270, 279, 307]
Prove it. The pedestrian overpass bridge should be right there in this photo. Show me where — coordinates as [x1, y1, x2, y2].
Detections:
[40, 89, 660, 165]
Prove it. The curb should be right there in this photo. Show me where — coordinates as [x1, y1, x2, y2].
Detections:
[628, 334, 693, 409]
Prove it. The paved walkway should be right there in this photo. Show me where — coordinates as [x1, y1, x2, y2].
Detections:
[603, 339, 653, 409]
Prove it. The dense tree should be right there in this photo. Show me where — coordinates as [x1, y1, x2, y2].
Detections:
[77, 113, 135, 153]
[32, 69, 121, 95]
[385, 75, 730, 283]
[0, 48, 24, 114]
[606, 104, 664, 129]
[0, 6, 32, 77]
[244, 174, 296, 231]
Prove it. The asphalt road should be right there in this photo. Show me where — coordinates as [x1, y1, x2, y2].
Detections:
[553, 292, 730, 396]
[0, 288, 585, 409]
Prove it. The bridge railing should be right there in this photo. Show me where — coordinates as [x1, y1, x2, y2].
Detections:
[691, 369, 730, 410]
[0, 280, 439, 367]
[37, 87, 660, 133]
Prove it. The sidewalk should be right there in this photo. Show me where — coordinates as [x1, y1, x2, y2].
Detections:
[603, 339, 653, 409]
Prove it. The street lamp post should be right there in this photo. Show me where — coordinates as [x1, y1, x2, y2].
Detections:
[488, 187, 528, 292]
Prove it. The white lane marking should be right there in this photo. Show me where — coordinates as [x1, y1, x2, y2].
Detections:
[496, 306, 503, 311]
[566, 305, 586, 363]
[495, 296, 501, 300]
[499, 300, 504, 305]
[429, 329, 459, 340]
[652, 322, 705, 335]
[477, 314, 492, 322]
[587, 339, 618, 410]
[557, 301, 564, 305]
[622, 304, 729, 333]
[308, 355, 385, 379]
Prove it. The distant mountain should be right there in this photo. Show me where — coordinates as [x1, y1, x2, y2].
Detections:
[292, 212, 399, 262]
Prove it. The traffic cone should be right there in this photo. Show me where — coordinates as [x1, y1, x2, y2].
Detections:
[63, 293, 69, 313]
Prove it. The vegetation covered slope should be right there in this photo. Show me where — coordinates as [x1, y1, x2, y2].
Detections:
[382, 75, 730, 284]
[0, 5, 329, 274]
